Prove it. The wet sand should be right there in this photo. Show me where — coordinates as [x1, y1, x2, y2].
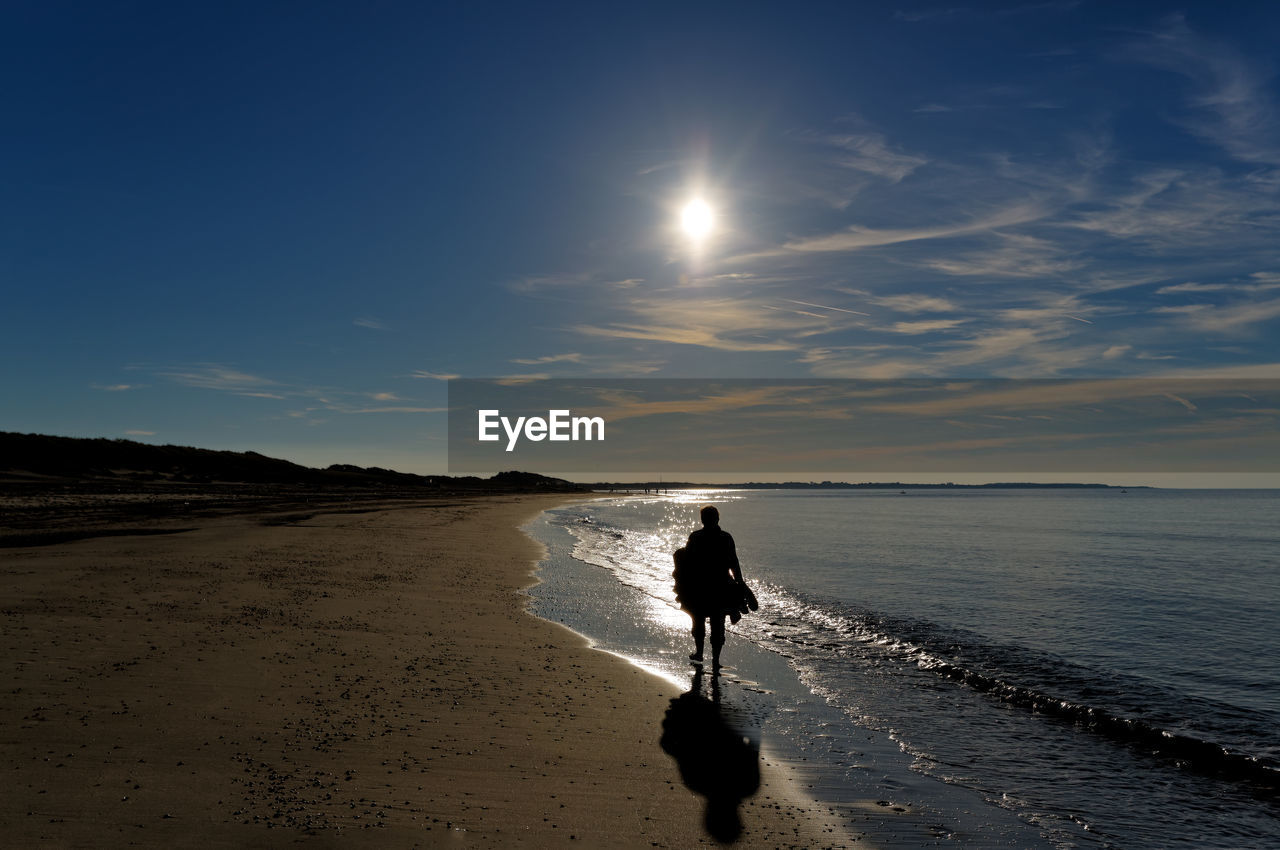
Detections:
[1, 494, 852, 846]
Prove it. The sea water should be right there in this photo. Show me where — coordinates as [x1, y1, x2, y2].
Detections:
[524, 489, 1280, 848]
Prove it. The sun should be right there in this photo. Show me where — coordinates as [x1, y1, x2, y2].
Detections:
[680, 199, 714, 240]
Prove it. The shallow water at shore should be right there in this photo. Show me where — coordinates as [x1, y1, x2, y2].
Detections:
[526, 489, 1280, 849]
[525, 498, 1053, 847]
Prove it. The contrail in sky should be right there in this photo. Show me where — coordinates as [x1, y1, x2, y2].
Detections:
[780, 298, 870, 316]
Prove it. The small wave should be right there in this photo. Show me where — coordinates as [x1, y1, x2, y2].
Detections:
[553, 504, 1280, 798]
[744, 587, 1280, 797]
[920, 656, 1280, 794]
[543, 492, 1280, 848]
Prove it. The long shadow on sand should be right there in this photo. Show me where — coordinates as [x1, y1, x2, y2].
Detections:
[659, 670, 761, 843]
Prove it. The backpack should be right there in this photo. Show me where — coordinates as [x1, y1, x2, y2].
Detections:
[672, 546, 693, 612]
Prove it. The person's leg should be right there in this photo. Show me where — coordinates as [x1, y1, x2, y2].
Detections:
[710, 615, 726, 670]
[690, 615, 706, 662]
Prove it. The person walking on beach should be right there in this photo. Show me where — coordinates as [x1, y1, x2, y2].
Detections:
[680, 505, 746, 671]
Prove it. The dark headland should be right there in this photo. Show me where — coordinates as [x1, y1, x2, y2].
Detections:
[0, 431, 583, 493]
[0, 431, 584, 547]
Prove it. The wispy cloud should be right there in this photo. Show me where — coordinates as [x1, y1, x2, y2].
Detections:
[910, 90, 1072, 115]
[1102, 344, 1132, 360]
[862, 376, 1277, 416]
[731, 201, 1046, 260]
[511, 352, 585, 365]
[410, 370, 461, 380]
[1064, 168, 1275, 250]
[288, 399, 447, 416]
[798, 347, 940, 380]
[157, 364, 278, 393]
[574, 321, 797, 353]
[585, 385, 824, 423]
[1125, 14, 1280, 166]
[1152, 297, 1280, 334]
[598, 359, 666, 376]
[494, 374, 552, 385]
[1156, 276, 1280, 295]
[1158, 363, 1280, 379]
[636, 159, 682, 176]
[998, 294, 1101, 326]
[510, 273, 644, 293]
[921, 232, 1081, 278]
[572, 295, 832, 353]
[887, 319, 970, 335]
[797, 130, 928, 183]
[147, 363, 447, 420]
[353, 316, 387, 330]
[856, 293, 961, 314]
[93, 383, 142, 392]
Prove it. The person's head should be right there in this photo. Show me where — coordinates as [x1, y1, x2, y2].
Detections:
[700, 505, 720, 528]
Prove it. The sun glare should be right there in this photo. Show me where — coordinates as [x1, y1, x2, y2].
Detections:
[680, 199, 714, 240]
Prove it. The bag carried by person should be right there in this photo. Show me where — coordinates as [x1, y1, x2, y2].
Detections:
[723, 577, 759, 623]
[673, 546, 759, 619]
[672, 546, 692, 612]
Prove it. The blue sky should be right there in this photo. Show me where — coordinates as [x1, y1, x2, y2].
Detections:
[4, 2, 1280, 480]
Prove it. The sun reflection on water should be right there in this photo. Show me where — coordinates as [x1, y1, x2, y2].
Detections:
[571, 491, 751, 637]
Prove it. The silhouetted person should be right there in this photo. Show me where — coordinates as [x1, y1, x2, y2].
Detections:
[682, 505, 744, 671]
[659, 669, 760, 842]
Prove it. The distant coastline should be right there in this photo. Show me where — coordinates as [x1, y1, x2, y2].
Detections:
[587, 480, 1147, 490]
[0, 432, 1147, 494]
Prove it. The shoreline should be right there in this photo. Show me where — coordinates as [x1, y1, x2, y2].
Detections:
[1, 492, 849, 846]
[524, 494, 1068, 849]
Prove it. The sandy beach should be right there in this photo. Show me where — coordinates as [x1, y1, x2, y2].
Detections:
[1, 493, 850, 847]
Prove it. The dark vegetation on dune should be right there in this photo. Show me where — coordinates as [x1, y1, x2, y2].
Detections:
[0, 431, 581, 492]
[0, 432, 586, 543]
